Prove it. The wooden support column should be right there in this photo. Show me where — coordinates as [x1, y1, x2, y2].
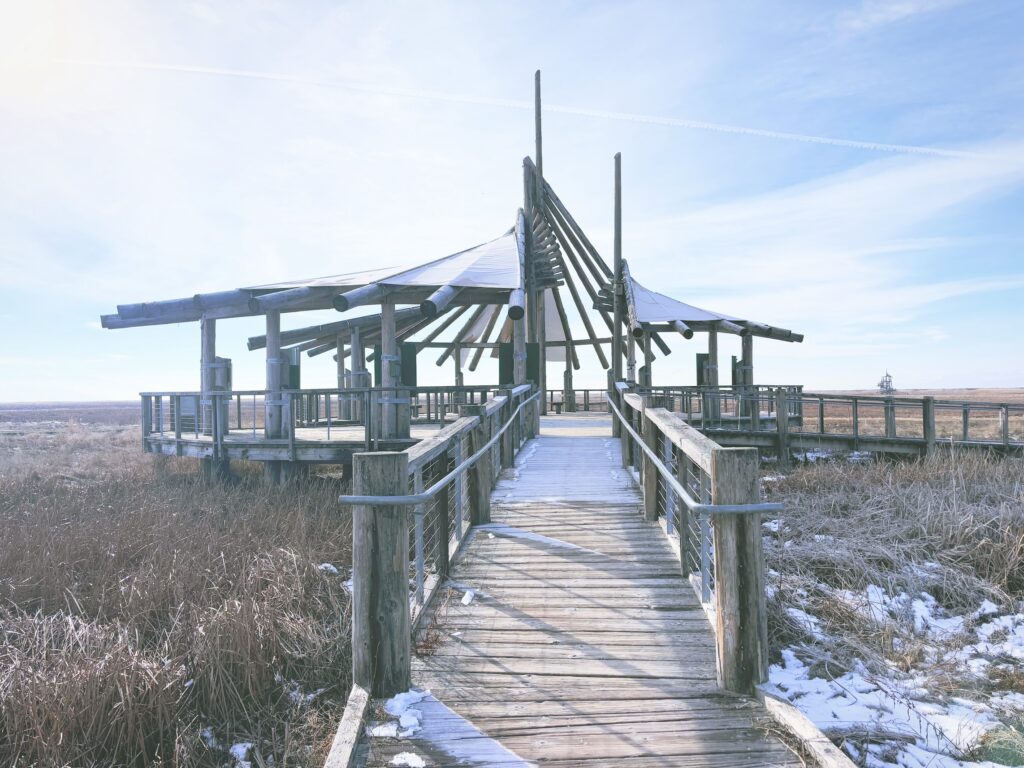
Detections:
[380, 298, 399, 440]
[537, 290, 547, 416]
[706, 329, 720, 421]
[337, 333, 351, 421]
[775, 387, 791, 468]
[923, 397, 936, 456]
[641, 400, 658, 522]
[627, 333, 636, 382]
[710, 447, 768, 695]
[264, 312, 283, 485]
[740, 334, 753, 418]
[460, 404, 491, 525]
[642, 333, 653, 388]
[885, 397, 897, 438]
[351, 326, 366, 422]
[612, 153, 624, 384]
[351, 451, 411, 696]
[199, 317, 226, 479]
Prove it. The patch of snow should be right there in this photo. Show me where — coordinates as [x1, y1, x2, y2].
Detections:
[317, 562, 339, 575]
[391, 753, 426, 767]
[763, 519, 782, 532]
[342, 578, 354, 593]
[786, 607, 826, 640]
[461, 590, 475, 606]
[367, 722, 399, 738]
[229, 742, 254, 768]
[200, 726, 219, 749]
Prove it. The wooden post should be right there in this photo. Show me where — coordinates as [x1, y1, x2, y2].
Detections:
[642, 332, 653, 387]
[612, 152, 624, 384]
[885, 397, 896, 438]
[620, 398, 631, 470]
[923, 396, 936, 456]
[460, 404, 491, 525]
[817, 396, 825, 434]
[707, 329, 720, 421]
[537, 290, 547, 417]
[740, 335, 753, 418]
[351, 451, 411, 696]
[499, 389, 515, 468]
[337, 333, 351, 421]
[1000, 405, 1010, 447]
[962, 405, 969, 442]
[710, 447, 767, 695]
[627, 333, 636, 382]
[852, 398, 860, 450]
[641, 401, 659, 522]
[676, 454, 691, 577]
[351, 326, 366, 422]
[434, 472, 451, 580]
[380, 298, 398, 440]
[265, 311, 282, 485]
[775, 387, 790, 468]
[514, 215, 528, 387]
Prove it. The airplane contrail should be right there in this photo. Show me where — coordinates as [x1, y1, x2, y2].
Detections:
[53, 59, 980, 159]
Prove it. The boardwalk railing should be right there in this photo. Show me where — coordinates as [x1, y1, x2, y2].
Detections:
[635, 385, 1024, 457]
[339, 385, 540, 697]
[611, 381, 782, 695]
[543, 388, 611, 413]
[139, 385, 504, 455]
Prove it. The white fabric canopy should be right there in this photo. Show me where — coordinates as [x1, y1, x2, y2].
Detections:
[247, 231, 520, 292]
[629, 277, 741, 324]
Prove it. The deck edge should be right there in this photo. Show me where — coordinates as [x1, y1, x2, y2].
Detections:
[323, 684, 371, 768]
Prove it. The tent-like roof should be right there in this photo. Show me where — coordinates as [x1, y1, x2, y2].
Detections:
[629, 277, 740, 325]
[247, 231, 521, 292]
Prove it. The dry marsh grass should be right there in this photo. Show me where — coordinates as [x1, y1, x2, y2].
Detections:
[763, 451, 1024, 763]
[0, 422, 353, 767]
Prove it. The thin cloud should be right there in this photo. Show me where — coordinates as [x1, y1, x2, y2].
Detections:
[52, 58, 981, 159]
[838, 0, 963, 33]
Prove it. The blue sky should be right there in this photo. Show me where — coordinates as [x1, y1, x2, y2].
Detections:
[1, 0, 1022, 401]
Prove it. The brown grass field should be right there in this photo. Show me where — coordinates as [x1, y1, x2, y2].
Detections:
[0, 403, 353, 767]
[1, 391, 1021, 765]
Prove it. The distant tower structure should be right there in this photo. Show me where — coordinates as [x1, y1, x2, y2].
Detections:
[877, 370, 895, 395]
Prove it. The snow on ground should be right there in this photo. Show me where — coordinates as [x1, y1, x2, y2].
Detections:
[765, 582, 1024, 768]
[366, 689, 536, 767]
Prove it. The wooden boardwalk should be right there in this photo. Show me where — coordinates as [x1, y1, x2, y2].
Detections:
[358, 415, 801, 767]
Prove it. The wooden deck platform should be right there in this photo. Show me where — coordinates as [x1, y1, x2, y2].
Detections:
[357, 415, 802, 767]
[144, 421, 454, 463]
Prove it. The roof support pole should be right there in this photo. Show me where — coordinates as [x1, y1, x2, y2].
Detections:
[513, 211, 528, 386]
[337, 334, 351, 421]
[627, 332, 636, 383]
[454, 343, 463, 388]
[380, 297, 400, 440]
[741, 334, 754, 418]
[612, 152, 624, 384]
[706, 328, 720, 422]
[533, 75, 547, 420]
[351, 326, 366, 422]
[199, 318, 226, 480]
[642, 332, 653, 388]
[264, 311, 283, 485]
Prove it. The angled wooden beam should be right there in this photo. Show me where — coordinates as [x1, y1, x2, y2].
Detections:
[469, 306, 502, 372]
[421, 285, 461, 319]
[416, 304, 471, 351]
[435, 304, 488, 366]
[673, 320, 695, 340]
[551, 287, 580, 370]
[333, 283, 385, 312]
[248, 286, 335, 313]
